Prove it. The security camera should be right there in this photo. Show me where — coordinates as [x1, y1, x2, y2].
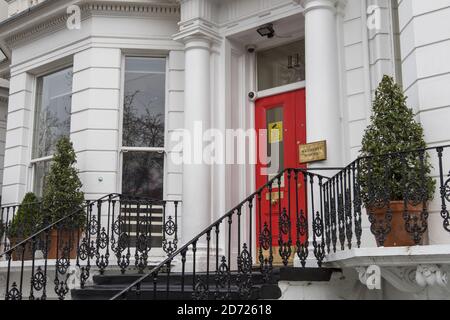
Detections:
[247, 45, 256, 53]
[248, 91, 257, 101]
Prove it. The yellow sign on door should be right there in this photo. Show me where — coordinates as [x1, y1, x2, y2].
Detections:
[269, 121, 283, 144]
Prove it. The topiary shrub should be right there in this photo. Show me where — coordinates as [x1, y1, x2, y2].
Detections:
[42, 137, 85, 230]
[359, 75, 435, 204]
[0, 219, 4, 241]
[7, 192, 42, 240]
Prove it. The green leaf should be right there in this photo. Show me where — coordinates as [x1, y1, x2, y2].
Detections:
[359, 75, 435, 202]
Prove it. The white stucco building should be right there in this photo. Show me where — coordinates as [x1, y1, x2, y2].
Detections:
[0, 0, 450, 300]
[0, 0, 8, 200]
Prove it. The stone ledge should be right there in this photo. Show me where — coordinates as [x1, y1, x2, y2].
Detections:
[323, 245, 450, 293]
[324, 244, 450, 268]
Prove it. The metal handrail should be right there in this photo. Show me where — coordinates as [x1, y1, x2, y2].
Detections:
[0, 194, 118, 258]
[320, 144, 450, 184]
[0, 193, 181, 258]
[110, 167, 333, 300]
[110, 144, 450, 299]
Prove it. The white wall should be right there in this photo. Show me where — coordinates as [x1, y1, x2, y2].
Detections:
[1, 6, 183, 204]
[368, 0, 401, 91]
[398, 0, 450, 144]
[0, 1, 8, 21]
[166, 50, 185, 202]
[2, 72, 31, 205]
[398, 0, 450, 245]
[342, 0, 400, 162]
[216, 0, 291, 24]
[71, 47, 122, 199]
[6, 0, 45, 17]
[339, 0, 450, 246]
[339, 0, 405, 248]
[0, 0, 9, 199]
[0, 90, 7, 197]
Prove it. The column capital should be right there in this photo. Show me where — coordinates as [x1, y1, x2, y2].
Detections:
[181, 35, 212, 51]
[300, 0, 347, 14]
[174, 0, 221, 45]
[335, 0, 348, 16]
[173, 19, 222, 46]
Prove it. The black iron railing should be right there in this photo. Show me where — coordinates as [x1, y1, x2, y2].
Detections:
[317, 145, 450, 254]
[0, 194, 180, 300]
[1, 145, 449, 300]
[110, 145, 450, 300]
[1, 202, 43, 254]
[110, 168, 331, 300]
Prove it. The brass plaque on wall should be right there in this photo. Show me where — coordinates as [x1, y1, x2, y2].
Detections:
[299, 141, 327, 164]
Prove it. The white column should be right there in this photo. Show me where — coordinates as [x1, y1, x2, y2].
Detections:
[182, 37, 212, 243]
[2, 73, 33, 205]
[303, 0, 343, 167]
[71, 48, 121, 200]
[298, 0, 345, 267]
[0, 89, 8, 199]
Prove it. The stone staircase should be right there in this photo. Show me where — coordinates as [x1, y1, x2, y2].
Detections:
[71, 267, 337, 300]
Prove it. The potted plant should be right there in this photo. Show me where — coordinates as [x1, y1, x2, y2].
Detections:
[7, 192, 42, 260]
[0, 219, 4, 242]
[359, 75, 435, 247]
[42, 137, 85, 259]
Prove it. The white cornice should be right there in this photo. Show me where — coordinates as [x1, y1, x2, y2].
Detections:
[300, 0, 348, 14]
[1, 1, 180, 48]
[0, 59, 10, 79]
[0, 85, 8, 102]
[5, 13, 68, 46]
[174, 17, 221, 44]
[83, 2, 180, 16]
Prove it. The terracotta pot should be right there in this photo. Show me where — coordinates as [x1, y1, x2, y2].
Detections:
[368, 201, 428, 247]
[47, 229, 81, 260]
[10, 238, 35, 261]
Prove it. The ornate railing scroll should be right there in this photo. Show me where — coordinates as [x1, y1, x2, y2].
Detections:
[0, 194, 180, 300]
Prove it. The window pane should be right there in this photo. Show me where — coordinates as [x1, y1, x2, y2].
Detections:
[123, 57, 166, 148]
[0, 49, 6, 64]
[33, 67, 73, 159]
[34, 161, 51, 198]
[257, 40, 305, 91]
[266, 106, 284, 184]
[122, 152, 164, 199]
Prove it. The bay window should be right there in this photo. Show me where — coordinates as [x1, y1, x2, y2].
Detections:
[121, 57, 166, 199]
[32, 67, 73, 197]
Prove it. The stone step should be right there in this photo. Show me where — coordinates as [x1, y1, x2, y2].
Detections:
[71, 267, 338, 300]
[92, 270, 277, 286]
[71, 283, 281, 300]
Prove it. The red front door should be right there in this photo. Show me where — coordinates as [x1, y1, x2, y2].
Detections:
[255, 89, 306, 264]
